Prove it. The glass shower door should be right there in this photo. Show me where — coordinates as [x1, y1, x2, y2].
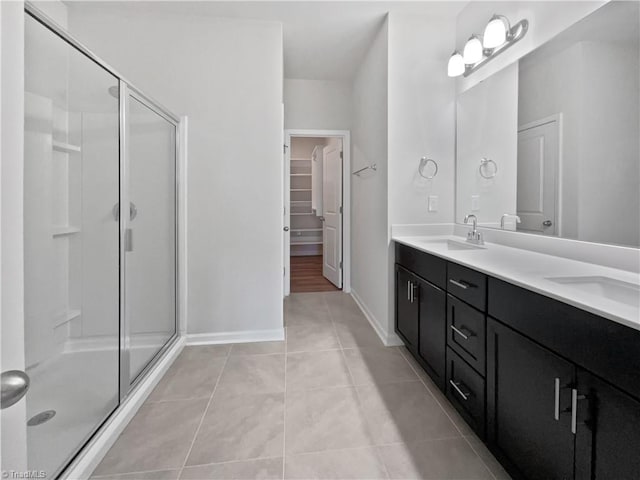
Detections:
[124, 93, 177, 384]
[24, 14, 120, 477]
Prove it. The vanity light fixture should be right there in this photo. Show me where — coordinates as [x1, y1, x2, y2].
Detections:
[447, 51, 465, 77]
[483, 15, 509, 48]
[463, 35, 484, 64]
[448, 15, 529, 78]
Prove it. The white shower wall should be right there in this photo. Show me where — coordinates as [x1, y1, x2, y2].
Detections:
[66, 6, 285, 340]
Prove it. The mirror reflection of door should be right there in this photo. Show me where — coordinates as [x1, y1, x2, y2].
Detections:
[517, 118, 559, 235]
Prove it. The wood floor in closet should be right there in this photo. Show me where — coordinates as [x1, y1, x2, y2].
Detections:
[290, 255, 340, 293]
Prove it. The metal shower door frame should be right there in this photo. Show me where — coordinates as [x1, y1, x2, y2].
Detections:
[23, 3, 182, 476]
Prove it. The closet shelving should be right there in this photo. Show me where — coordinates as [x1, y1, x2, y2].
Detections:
[290, 150, 323, 255]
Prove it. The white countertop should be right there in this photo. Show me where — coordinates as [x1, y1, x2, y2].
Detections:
[392, 234, 640, 332]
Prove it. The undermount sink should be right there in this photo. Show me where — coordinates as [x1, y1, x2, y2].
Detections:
[546, 276, 640, 308]
[419, 238, 486, 251]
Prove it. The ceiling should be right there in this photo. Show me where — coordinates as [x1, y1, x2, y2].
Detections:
[65, 1, 465, 81]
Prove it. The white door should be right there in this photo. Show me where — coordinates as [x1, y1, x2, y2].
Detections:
[517, 119, 559, 235]
[283, 129, 291, 296]
[322, 140, 343, 288]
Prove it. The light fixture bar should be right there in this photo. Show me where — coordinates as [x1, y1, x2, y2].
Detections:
[463, 19, 528, 77]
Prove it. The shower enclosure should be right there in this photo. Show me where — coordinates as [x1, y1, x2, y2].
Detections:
[19, 5, 180, 477]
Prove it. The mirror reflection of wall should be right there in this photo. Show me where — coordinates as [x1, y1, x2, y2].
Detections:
[456, 1, 640, 247]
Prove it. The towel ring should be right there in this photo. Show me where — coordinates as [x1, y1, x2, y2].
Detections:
[419, 157, 438, 179]
[479, 158, 498, 179]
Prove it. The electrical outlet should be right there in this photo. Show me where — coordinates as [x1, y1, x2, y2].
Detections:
[428, 195, 439, 212]
[471, 195, 480, 211]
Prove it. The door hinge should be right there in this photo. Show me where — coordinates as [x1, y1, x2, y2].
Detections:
[339, 206, 343, 214]
[340, 151, 343, 159]
[339, 260, 343, 269]
[284, 144, 289, 154]
[283, 267, 286, 277]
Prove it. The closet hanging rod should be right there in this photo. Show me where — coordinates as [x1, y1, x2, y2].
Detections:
[352, 164, 377, 176]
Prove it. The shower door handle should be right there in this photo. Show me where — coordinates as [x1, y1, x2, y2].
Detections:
[125, 229, 133, 252]
[1, 370, 30, 409]
[112, 202, 138, 221]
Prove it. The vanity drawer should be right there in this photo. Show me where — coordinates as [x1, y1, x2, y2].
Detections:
[447, 295, 486, 375]
[395, 243, 447, 289]
[447, 262, 487, 311]
[446, 347, 486, 438]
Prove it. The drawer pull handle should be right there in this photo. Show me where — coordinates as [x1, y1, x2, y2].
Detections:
[570, 388, 587, 434]
[450, 325, 473, 340]
[554, 378, 560, 420]
[449, 380, 471, 401]
[449, 279, 473, 290]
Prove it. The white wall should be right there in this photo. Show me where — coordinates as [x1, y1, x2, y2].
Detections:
[350, 11, 459, 343]
[387, 12, 457, 227]
[350, 17, 390, 339]
[455, 1, 605, 93]
[284, 79, 351, 130]
[67, 7, 284, 338]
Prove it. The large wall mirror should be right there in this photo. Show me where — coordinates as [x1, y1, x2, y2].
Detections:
[455, 1, 639, 248]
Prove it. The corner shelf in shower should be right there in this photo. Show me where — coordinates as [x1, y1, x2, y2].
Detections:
[53, 309, 82, 328]
[52, 140, 82, 153]
[52, 225, 81, 237]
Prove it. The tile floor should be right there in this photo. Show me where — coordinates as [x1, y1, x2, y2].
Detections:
[91, 292, 511, 480]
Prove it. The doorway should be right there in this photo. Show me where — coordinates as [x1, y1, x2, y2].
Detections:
[284, 130, 350, 295]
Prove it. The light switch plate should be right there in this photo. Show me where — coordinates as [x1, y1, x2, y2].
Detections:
[471, 195, 480, 211]
[428, 195, 439, 212]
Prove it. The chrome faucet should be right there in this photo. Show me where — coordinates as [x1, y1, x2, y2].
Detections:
[464, 214, 484, 245]
[500, 213, 521, 230]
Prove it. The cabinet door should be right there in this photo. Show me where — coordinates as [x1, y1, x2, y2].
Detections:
[487, 319, 575, 480]
[396, 266, 419, 352]
[418, 279, 446, 389]
[575, 370, 640, 480]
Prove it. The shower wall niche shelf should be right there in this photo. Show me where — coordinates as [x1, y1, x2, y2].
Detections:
[52, 226, 81, 237]
[53, 140, 81, 153]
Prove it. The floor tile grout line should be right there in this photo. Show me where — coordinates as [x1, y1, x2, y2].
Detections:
[395, 347, 499, 480]
[323, 293, 392, 480]
[282, 324, 288, 480]
[178, 454, 285, 471]
[178, 350, 231, 477]
[91, 467, 181, 479]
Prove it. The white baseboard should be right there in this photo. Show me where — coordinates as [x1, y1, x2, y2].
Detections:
[62, 336, 186, 480]
[350, 289, 404, 347]
[186, 328, 285, 346]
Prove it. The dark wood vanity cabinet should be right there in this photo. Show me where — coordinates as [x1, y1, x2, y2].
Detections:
[574, 370, 640, 480]
[395, 265, 420, 353]
[395, 244, 447, 389]
[487, 318, 576, 480]
[394, 241, 640, 480]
